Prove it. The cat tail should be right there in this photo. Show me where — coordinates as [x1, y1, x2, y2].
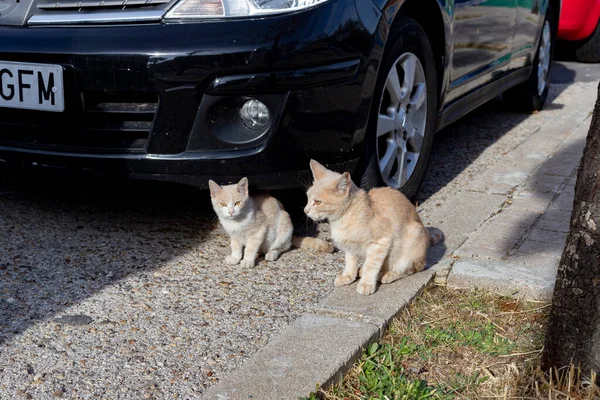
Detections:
[292, 236, 334, 253]
[429, 229, 445, 246]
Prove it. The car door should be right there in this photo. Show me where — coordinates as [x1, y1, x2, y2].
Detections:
[447, 0, 518, 102]
[510, 0, 545, 69]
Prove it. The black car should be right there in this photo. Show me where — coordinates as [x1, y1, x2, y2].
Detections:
[0, 0, 559, 198]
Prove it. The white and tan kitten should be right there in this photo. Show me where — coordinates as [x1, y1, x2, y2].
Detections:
[303, 160, 443, 295]
[209, 177, 333, 268]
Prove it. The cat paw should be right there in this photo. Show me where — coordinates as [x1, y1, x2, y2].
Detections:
[356, 281, 377, 295]
[240, 258, 256, 268]
[380, 272, 400, 284]
[225, 256, 241, 265]
[334, 273, 356, 287]
[265, 251, 281, 261]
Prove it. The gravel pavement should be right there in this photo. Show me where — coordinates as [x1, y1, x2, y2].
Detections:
[0, 181, 343, 399]
[0, 61, 596, 399]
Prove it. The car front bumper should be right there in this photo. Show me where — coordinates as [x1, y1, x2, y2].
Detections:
[0, 0, 383, 188]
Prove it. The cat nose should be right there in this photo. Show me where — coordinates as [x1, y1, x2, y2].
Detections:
[228, 209, 234, 215]
[303, 206, 309, 214]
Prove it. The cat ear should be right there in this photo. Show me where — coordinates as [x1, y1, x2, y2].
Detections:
[309, 159, 328, 181]
[336, 172, 352, 194]
[237, 177, 249, 196]
[208, 180, 222, 198]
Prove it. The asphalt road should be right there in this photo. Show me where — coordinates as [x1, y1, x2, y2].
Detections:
[0, 61, 597, 399]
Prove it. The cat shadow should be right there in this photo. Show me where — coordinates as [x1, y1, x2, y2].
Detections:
[0, 174, 212, 345]
[424, 226, 447, 269]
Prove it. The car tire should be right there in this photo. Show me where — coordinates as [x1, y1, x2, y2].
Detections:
[574, 21, 600, 63]
[355, 16, 438, 201]
[504, 5, 555, 112]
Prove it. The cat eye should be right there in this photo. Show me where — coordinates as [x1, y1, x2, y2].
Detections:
[234, 201, 241, 206]
[314, 200, 322, 206]
[219, 202, 227, 207]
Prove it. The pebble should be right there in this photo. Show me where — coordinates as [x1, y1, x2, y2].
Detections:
[53, 315, 93, 326]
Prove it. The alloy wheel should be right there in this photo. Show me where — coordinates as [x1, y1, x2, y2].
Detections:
[538, 21, 551, 96]
[375, 52, 427, 189]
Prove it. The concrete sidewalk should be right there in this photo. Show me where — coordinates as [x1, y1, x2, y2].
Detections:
[445, 117, 587, 299]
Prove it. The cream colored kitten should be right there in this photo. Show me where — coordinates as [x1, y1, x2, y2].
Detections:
[209, 177, 333, 268]
[304, 160, 443, 295]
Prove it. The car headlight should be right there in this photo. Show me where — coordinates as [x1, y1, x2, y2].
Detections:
[164, 0, 330, 20]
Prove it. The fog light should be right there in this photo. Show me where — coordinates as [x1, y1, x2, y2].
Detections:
[240, 99, 271, 130]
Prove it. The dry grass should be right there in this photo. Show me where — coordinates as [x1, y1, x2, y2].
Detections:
[533, 366, 599, 400]
[312, 286, 599, 400]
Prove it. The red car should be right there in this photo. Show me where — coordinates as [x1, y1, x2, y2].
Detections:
[557, 0, 600, 62]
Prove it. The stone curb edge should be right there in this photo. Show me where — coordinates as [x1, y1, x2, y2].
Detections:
[201, 270, 436, 399]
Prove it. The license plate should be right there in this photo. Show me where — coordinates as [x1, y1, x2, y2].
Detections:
[0, 61, 64, 112]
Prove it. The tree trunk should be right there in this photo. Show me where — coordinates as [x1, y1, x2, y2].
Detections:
[541, 82, 600, 375]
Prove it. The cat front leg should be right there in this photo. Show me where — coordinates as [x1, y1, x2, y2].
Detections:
[225, 237, 243, 265]
[335, 252, 360, 287]
[240, 228, 266, 268]
[357, 238, 391, 295]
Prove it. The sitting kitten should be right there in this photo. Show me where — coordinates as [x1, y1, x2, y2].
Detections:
[303, 160, 443, 295]
[209, 177, 333, 268]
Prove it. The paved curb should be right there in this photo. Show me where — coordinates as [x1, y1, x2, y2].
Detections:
[447, 110, 592, 300]
[202, 270, 435, 399]
[448, 260, 555, 299]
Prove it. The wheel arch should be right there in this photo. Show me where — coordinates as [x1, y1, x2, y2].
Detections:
[353, 1, 448, 197]
[376, 0, 450, 109]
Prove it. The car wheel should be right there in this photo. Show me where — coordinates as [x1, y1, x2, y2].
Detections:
[504, 7, 555, 112]
[574, 21, 600, 63]
[355, 16, 438, 200]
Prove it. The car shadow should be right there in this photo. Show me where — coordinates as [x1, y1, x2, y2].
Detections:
[0, 175, 213, 345]
[416, 61, 577, 204]
[550, 61, 578, 83]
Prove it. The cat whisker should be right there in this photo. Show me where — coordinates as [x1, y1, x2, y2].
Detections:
[297, 176, 312, 191]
